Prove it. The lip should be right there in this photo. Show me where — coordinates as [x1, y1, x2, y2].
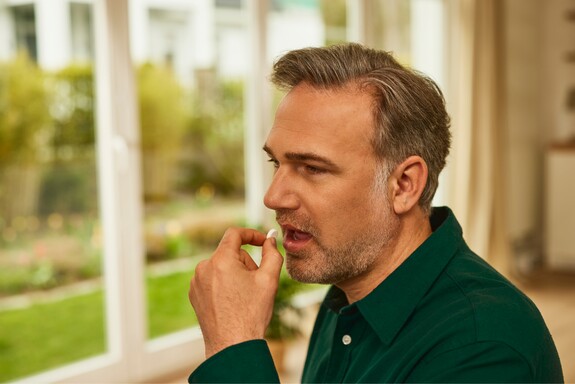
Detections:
[279, 223, 313, 253]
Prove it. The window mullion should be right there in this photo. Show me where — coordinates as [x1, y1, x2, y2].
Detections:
[346, 0, 368, 43]
[94, 0, 147, 380]
[244, 0, 271, 229]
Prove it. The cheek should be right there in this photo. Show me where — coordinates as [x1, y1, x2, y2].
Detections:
[303, 172, 384, 237]
[315, 190, 381, 240]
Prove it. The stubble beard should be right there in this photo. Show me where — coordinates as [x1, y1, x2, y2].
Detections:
[282, 194, 399, 286]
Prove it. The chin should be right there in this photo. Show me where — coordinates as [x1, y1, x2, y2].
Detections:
[285, 256, 316, 283]
[286, 259, 337, 285]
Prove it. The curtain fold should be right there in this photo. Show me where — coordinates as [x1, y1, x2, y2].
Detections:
[446, 0, 511, 273]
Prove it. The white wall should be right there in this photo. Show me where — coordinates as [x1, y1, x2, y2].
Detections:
[504, 0, 546, 247]
[504, 0, 575, 270]
[410, 0, 446, 207]
[542, 0, 575, 142]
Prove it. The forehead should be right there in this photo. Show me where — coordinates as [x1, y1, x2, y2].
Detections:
[265, 83, 375, 159]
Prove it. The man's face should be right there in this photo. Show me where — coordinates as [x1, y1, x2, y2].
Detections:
[263, 83, 400, 286]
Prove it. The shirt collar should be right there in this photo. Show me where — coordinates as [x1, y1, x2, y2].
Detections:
[323, 206, 465, 345]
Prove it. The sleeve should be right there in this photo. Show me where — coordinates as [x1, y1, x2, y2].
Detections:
[188, 339, 280, 383]
[406, 341, 537, 383]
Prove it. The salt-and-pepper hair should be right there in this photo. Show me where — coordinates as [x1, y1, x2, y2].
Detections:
[271, 43, 451, 214]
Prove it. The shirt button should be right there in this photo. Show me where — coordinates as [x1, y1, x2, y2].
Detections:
[342, 334, 352, 345]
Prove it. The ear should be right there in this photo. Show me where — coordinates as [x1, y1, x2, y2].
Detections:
[390, 156, 428, 215]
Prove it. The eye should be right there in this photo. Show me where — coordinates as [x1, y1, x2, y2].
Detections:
[304, 164, 327, 175]
[267, 158, 279, 169]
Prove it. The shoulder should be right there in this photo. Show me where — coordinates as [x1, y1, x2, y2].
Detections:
[443, 249, 546, 344]
[417, 248, 563, 381]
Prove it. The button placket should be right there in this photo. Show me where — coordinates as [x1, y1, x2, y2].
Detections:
[323, 307, 361, 382]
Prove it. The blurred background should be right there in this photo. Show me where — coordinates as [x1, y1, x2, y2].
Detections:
[0, 0, 573, 382]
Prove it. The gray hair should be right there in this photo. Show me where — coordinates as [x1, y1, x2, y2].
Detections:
[271, 43, 451, 214]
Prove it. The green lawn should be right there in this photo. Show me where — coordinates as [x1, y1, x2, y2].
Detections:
[147, 271, 198, 338]
[0, 270, 197, 382]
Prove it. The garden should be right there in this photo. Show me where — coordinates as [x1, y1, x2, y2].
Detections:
[0, 53, 248, 296]
[0, 54, 270, 381]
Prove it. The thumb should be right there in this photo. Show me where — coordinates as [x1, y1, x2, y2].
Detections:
[260, 233, 284, 277]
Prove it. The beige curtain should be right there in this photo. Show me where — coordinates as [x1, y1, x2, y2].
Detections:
[446, 0, 511, 274]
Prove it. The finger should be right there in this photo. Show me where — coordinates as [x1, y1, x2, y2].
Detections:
[239, 248, 259, 271]
[260, 236, 284, 277]
[188, 260, 205, 305]
[217, 227, 266, 252]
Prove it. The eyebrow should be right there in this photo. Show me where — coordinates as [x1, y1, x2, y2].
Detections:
[263, 144, 341, 171]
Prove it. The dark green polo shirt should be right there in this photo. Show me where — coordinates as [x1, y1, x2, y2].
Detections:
[189, 207, 563, 383]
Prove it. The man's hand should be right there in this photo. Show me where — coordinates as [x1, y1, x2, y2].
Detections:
[189, 227, 284, 358]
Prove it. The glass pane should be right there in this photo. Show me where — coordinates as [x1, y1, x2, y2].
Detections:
[268, 0, 334, 56]
[267, 0, 347, 108]
[0, 2, 105, 381]
[364, 0, 412, 62]
[140, 1, 247, 339]
[11, 5, 38, 62]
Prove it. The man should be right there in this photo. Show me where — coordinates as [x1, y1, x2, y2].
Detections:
[188, 44, 563, 382]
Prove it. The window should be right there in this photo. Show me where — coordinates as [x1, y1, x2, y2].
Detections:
[0, 2, 104, 381]
[12, 4, 37, 61]
[141, 1, 248, 341]
[70, 2, 94, 62]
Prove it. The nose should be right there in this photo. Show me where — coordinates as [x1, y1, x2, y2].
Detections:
[264, 168, 299, 211]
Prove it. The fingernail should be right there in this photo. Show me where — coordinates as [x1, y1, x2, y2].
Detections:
[266, 229, 278, 239]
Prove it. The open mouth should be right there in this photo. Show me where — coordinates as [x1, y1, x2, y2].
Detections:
[281, 225, 313, 253]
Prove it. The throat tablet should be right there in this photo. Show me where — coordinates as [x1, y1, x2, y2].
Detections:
[266, 229, 278, 239]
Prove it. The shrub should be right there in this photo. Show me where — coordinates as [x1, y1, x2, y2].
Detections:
[50, 64, 95, 160]
[180, 79, 245, 196]
[0, 53, 51, 166]
[138, 62, 188, 201]
[36, 64, 98, 215]
[0, 54, 51, 219]
[138, 63, 188, 152]
[38, 163, 98, 215]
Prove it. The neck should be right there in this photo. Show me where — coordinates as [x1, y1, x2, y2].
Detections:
[338, 209, 432, 304]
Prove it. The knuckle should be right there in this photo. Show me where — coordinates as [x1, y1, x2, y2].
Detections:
[223, 226, 239, 238]
[227, 226, 240, 233]
[196, 255, 228, 276]
[218, 227, 239, 247]
[194, 259, 208, 274]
